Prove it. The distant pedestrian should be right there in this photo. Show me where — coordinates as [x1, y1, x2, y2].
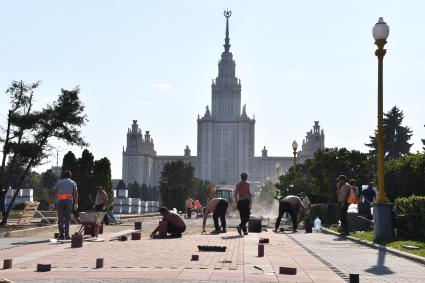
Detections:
[234, 172, 251, 236]
[52, 170, 78, 240]
[185, 198, 193, 219]
[274, 195, 307, 233]
[201, 198, 228, 234]
[360, 182, 376, 204]
[336, 175, 351, 236]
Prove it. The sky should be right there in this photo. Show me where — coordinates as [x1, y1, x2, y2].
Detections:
[1, 0, 424, 179]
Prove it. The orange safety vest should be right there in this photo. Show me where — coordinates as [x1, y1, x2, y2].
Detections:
[58, 193, 73, 200]
[347, 187, 358, 204]
[193, 200, 200, 209]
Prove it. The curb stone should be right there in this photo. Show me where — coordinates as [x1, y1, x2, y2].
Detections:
[321, 227, 425, 266]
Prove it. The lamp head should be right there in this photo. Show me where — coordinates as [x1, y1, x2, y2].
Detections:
[292, 140, 298, 151]
[372, 17, 390, 41]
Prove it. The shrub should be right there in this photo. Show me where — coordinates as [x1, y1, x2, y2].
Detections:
[394, 195, 425, 238]
[394, 195, 425, 216]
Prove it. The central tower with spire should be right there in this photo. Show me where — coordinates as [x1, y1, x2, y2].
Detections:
[197, 10, 255, 185]
[212, 10, 241, 120]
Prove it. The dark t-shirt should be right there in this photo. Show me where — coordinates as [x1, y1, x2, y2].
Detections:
[361, 187, 376, 203]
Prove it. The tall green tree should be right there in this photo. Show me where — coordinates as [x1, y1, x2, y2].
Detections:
[77, 149, 94, 211]
[61, 151, 78, 179]
[93, 157, 113, 206]
[190, 178, 209, 206]
[61, 150, 112, 210]
[0, 81, 87, 225]
[128, 182, 141, 198]
[34, 169, 58, 204]
[140, 183, 148, 200]
[384, 153, 425, 200]
[159, 161, 195, 211]
[366, 106, 413, 160]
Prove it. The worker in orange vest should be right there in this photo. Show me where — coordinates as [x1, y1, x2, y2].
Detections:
[52, 170, 78, 240]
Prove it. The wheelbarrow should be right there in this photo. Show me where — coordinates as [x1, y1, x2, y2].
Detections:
[77, 211, 106, 237]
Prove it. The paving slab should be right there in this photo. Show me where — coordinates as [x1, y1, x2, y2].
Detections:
[288, 231, 425, 282]
[0, 225, 346, 282]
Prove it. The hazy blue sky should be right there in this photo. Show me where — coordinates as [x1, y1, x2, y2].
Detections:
[1, 1, 424, 179]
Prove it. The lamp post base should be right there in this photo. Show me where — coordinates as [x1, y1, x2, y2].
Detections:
[373, 203, 394, 241]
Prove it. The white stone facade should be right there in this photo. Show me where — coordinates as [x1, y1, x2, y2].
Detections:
[122, 12, 325, 189]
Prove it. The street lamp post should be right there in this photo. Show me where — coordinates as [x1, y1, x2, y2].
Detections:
[292, 140, 298, 170]
[373, 17, 390, 204]
[372, 17, 393, 241]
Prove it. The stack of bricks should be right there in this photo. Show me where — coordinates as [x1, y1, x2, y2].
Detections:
[112, 189, 159, 214]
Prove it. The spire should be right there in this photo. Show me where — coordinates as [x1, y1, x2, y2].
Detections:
[223, 10, 232, 52]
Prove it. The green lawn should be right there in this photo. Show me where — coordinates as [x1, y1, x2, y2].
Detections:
[328, 227, 425, 258]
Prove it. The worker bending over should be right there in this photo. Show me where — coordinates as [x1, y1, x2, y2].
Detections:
[274, 195, 306, 233]
[202, 198, 229, 234]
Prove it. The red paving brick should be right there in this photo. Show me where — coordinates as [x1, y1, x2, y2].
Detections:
[0, 230, 345, 282]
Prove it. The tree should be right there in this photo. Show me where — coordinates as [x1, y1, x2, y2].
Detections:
[190, 178, 209, 206]
[93, 157, 113, 206]
[276, 148, 373, 203]
[61, 151, 78, 179]
[0, 81, 87, 225]
[366, 106, 413, 160]
[159, 161, 195, 211]
[76, 149, 94, 211]
[41, 169, 58, 190]
[384, 153, 425, 200]
[61, 150, 113, 211]
[151, 186, 160, 201]
[35, 169, 58, 204]
[128, 182, 141, 198]
[140, 183, 148, 200]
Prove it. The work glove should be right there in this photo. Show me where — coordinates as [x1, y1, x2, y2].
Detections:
[73, 203, 79, 211]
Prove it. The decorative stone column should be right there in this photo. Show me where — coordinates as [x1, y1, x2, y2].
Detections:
[373, 203, 393, 241]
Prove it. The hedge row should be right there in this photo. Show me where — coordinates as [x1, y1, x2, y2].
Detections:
[394, 195, 425, 216]
[394, 195, 425, 239]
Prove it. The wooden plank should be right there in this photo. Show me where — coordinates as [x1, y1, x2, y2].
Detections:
[16, 202, 40, 225]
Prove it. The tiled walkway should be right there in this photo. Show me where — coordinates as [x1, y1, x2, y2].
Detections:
[1, 229, 344, 282]
[288, 232, 425, 283]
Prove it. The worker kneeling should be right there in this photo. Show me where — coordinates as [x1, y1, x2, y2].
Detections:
[150, 207, 186, 238]
[202, 198, 228, 234]
[274, 195, 307, 233]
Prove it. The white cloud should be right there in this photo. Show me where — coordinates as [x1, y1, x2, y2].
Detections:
[152, 83, 173, 92]
[139, 100, 153, 105]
